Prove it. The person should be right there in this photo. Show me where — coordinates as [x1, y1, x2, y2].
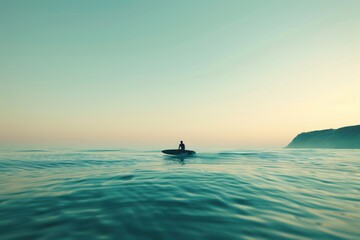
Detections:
[178, 141, 185, 151]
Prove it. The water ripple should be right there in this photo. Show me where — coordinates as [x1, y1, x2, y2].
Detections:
[0, 149, 359, 239]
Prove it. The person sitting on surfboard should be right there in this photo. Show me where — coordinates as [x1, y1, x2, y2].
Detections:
[178, 141, 185, 151]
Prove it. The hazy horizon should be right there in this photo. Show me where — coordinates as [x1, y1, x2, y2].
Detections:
[1, 1, 359, 148]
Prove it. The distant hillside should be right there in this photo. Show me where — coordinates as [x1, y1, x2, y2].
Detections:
[286, 125, 360, 149]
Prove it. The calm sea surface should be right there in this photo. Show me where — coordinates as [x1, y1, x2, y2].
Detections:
[0, 148, 359, 240]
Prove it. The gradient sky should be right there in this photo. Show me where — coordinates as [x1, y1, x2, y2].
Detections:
[1, 0, 359, 148]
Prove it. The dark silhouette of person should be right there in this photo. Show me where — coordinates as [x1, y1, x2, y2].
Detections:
[178, 141, 185, 151]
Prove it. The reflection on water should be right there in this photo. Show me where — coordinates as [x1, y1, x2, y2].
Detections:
[163, 154, 197, 164]
[0, 149, 359, 239]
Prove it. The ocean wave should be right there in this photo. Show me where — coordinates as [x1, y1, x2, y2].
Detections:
[0, 149, 359, 239]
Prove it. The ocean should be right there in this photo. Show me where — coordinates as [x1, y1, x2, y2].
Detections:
[0, 148, 359, 240]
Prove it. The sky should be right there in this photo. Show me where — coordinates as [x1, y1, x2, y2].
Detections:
[1, 0, 359, 148]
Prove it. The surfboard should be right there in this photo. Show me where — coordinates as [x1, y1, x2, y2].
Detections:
[162, 149, 196, 155]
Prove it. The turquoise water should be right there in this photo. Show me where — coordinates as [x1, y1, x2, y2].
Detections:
[0, 148, 359, 239]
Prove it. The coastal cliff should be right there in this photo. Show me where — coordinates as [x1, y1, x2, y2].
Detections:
[287, 125, 360, 149]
